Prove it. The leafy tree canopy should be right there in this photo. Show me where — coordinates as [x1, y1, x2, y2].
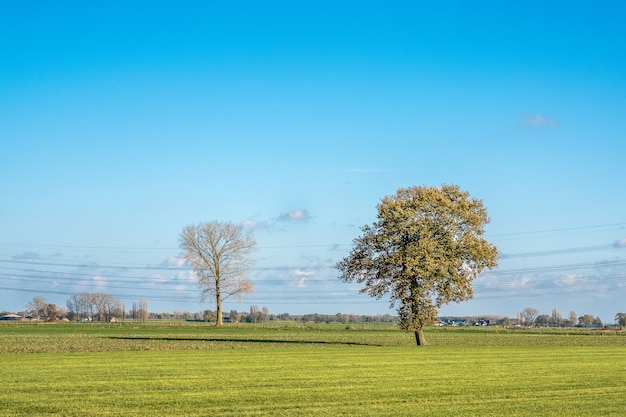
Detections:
[337, 185, 498, 345]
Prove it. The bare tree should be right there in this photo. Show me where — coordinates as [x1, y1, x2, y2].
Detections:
[261, 306, 270, 322]
[131, 300, 149, 322]
[180, 221, 256, 326]
[26, 296, 48, 323]
[249, 305, 261, 323]
[94, 293, 112, 322]
[568, 310, 578, 327]
[137, 300, 149, 322]
[550, 308, 562, 327]
[522, 307, 539, 326]
[67, 292, 124, 322]
[108, 298, 125, 321]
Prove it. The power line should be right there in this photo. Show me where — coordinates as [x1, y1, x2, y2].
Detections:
[499, 244, 617, 259]
[483, 259, 626, 276]
[2, 224, 625, 309]
[0, 241, 352, 252]
[2, 241, 623, 273]
[0, 221, 624, 252]
[3, 260, 625, 300]
[0, 258, 339, 274]
[0, 285, 385, 305]
[486, 222, 626, 238]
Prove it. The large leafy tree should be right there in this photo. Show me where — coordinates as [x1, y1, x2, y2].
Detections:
[180, 221, 256, 326]
[337, 185, 498, 345]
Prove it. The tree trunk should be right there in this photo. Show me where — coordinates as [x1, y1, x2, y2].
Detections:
[216, 294, 223, 326]
[214, 278, 224, 326]
[414, 329, 428, 346]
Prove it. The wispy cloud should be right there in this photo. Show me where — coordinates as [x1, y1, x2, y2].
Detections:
[522, 114, 559, 129]
[293, 268, 314, 277]
[241, 219, 269, 231]
[477, 257, 626, 298]
[160, 256, 187, 268]
[93, 275, 107, 289]
[277, 209, 311, 222]
[613, 238, 626, 248]
[240, 210, 312, 233]
[12, 251, 41, 260]
[554, 273, 591, 288]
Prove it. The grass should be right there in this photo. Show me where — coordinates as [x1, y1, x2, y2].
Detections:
[1, 322, 625, 416]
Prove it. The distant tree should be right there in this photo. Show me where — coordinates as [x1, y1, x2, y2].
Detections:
[67, 292, 123, 322]
[578, 314, 594, 326]
[248, 305, 261, 323]
[261, 306, 270, 322]
[26, 296, 48, 323]
[498, 317, 511, 327]
[276, 312, 292, 321]
[565, 310, 578, 327]
[202, 309, 216, 322]
[180, 221, 256, 326]
[138, 300, 148, 322]
[534, 314, 550, 327]
[521, 307, 539, 326]
[336, 313, 348, 324]
[67, 293, 85, 321]
[44, 304, 58, 322]
[337, 185, 498, 345]
[615, 312, 626, 327]
[94, 293, 113, 322]
[108, 298, 125, 321]
[229, 310, 241, 323]
[549, 308, 563, 327]
[56, 307, 68, 320]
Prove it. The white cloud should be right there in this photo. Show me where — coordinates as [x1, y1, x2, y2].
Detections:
[160, 256, 187, 268]
[93, 275, 107, 288]
[293, 268, 314, 277]
[147, 274, 169, 286]
[173, 284, 188, 292]
[241, 219, 269, 230]
[171, 269, 197, 284]
[613, 238, 626, 248]
[555, 273, 589, 288]
[523, 114, 559, 129]
[278, 209, 311, 222]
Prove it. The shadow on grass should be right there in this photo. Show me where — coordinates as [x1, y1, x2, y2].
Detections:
[107, 336, 380, 347]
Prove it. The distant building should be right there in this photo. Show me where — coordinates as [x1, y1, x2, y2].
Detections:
[0, 314, 24, 321]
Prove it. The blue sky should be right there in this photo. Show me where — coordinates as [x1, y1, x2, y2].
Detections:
[1, 1, 625, 322]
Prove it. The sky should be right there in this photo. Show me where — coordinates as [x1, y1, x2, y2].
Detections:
[1, 1, 625, 322]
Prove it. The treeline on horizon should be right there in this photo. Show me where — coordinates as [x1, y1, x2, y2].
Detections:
[3, 292, 626, 328]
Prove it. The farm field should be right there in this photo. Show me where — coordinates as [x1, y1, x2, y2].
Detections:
[1, 322, 625, 416]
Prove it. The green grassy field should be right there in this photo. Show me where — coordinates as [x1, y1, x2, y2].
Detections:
[1, 322, 625, 416]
